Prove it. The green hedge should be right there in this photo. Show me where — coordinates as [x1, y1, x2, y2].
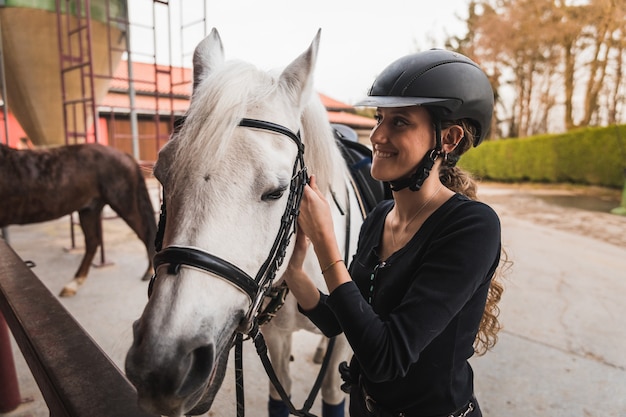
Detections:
[458, 124, 626, 188]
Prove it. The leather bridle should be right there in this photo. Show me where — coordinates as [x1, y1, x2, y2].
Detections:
[149, 118, 308, 333]
[148, 117, 342, 417]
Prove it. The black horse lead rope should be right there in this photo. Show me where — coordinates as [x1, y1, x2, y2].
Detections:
[231, 119, 334, 417]
[232, 182, 354, 417]
[234, 333, 245, 417]
[233, 323, 336, 417]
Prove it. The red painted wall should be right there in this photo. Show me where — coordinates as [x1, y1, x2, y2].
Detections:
[0, 110, 111, 148]
[0, 111, 29, 148]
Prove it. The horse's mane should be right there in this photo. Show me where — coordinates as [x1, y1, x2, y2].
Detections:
[300, 97, 347, 194]
[171, 59, 347, 197]
[172, 61, 259, 177]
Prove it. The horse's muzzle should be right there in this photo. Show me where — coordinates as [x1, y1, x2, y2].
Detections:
[124, 320, 224, 416]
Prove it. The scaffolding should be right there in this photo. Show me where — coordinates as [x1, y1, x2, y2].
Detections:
[53, 0, 207, 259]
[0, 27, 9, 148]
[55, 0, 206, 155]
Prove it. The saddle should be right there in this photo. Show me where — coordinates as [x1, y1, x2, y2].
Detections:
[333, 124, 392, 215]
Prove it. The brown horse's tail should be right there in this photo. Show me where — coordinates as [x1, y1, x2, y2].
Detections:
[100, 149, 157, 280]
[131, 162, 158, 279]
[134, 164, 158, 262]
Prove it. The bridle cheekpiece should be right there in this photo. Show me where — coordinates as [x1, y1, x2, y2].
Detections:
[149, 117, 308, 334]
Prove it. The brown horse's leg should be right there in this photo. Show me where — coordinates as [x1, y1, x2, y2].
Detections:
[59, 204, 104, 297]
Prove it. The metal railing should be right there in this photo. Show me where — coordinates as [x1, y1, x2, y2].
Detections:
[0, 239, 157, 417]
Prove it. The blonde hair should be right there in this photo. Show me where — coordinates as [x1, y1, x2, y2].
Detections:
[439, 119, 510, 356]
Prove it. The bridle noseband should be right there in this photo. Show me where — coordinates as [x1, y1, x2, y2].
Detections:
[148, 117, 349, 417]
[149, 117, 308, 333]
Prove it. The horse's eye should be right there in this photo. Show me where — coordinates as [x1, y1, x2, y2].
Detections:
[262, 187, 286, 201]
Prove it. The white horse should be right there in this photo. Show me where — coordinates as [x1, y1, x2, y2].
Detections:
[125, 29, 363, 417]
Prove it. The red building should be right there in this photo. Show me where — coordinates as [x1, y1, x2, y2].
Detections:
[1, 60, 375, 160]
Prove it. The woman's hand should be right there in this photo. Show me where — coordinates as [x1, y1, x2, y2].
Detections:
[296, 175, 348, 293]
[297, 175, 336, 249]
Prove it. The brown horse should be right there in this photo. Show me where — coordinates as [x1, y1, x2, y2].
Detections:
[0, 143, 157, 297]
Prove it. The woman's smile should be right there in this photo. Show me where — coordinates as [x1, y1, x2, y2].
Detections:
[374, 145, 396, 159]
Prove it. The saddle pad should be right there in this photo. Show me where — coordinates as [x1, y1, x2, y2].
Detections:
[333, 126, 392, 216]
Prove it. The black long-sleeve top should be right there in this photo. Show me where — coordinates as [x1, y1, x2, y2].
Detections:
[302, 193, 501, 416]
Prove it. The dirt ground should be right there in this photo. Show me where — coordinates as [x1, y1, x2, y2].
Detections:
[2, 180, 626, 417]
[478, 182, 626, 247]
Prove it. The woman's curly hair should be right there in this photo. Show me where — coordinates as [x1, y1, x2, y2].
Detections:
[439, 119, 511, 356]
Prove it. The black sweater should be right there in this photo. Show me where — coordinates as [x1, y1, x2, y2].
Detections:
[302, 193, 501, 416]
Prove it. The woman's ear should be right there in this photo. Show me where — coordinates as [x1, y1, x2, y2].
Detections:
[442, 125, 464, 154]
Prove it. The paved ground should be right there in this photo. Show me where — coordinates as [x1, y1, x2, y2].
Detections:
[2, 180, 626, 417]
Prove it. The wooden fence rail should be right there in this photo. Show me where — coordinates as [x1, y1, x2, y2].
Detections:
[0, 239, 157, 417]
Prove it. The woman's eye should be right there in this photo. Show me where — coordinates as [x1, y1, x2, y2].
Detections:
[393, 117, 409, 127]
[262, 188, 286, 201]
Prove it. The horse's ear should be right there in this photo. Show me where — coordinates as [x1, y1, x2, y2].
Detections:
[279, 29, 321, 110]
[193, 28, 225, 92]
[154, 129, 180, 184]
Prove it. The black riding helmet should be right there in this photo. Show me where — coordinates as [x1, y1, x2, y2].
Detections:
[355, 49, 494, 191]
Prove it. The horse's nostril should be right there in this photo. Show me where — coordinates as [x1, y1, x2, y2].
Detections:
[176, 344, 215, 398]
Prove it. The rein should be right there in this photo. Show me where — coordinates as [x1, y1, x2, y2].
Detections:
[149, 118, 338, 417]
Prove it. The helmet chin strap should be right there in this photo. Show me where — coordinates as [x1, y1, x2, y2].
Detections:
[388, 119, 443, 192]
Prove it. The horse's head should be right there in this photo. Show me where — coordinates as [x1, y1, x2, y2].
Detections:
[125, 28, 327, 416]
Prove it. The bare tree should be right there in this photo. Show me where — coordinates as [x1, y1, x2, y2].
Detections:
[607, 35, 624, 125]
[448, 0, 626, 136]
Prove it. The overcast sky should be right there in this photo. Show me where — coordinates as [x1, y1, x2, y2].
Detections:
[129, 0, 470, 104]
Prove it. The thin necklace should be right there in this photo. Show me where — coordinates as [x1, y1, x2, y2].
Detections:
[390, 183, 444, 247]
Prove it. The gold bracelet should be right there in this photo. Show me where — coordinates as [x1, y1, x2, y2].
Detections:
[321, 259, 344, 275]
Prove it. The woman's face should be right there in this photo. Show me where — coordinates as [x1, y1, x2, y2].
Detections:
[369, 106, 435, 182]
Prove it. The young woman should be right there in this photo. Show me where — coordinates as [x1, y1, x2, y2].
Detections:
[285, 49, 504, 417]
